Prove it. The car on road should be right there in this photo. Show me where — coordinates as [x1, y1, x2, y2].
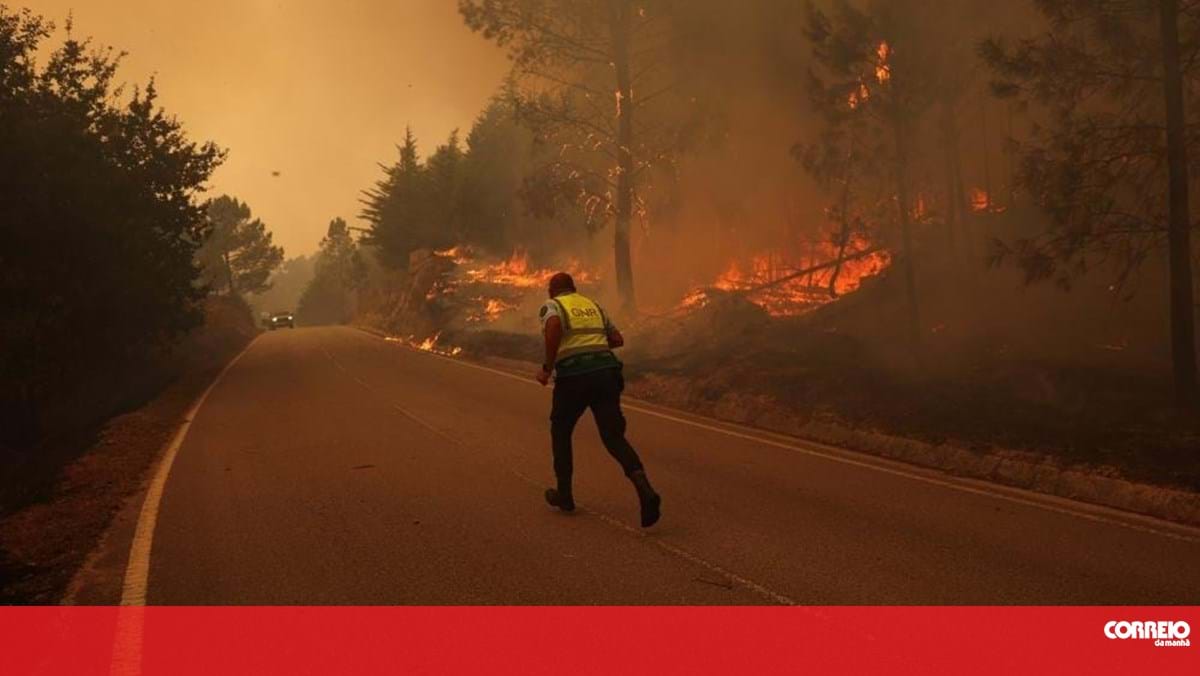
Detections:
[269, 311, 295, 330]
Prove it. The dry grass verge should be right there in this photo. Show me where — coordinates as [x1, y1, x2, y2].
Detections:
[0, 297, 257, 603]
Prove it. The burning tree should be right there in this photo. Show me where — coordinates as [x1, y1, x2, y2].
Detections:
[982, 0, 1199, 407]
[795, 117, 894, 300]
[801, 0, 954, 358]
[459, 0, 695, 312]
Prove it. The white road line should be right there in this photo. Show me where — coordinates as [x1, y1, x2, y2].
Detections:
[322, 345, 463, 442]
[370, 334, 1200, 545]
[325, 339, 799, 605]
[119, 337, 259, 606]
[508, 469, 799, 606]
[585, 508, 798, 605]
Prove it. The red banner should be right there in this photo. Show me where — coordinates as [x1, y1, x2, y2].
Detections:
[4, 607, 1196, 675]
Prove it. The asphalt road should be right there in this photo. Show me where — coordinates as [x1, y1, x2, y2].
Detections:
[145, 326, 1200, 604]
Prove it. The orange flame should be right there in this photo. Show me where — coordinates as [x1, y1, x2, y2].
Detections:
[969, 187, 990, 212]
[875, 42, 891, 84]
[434, 246, 471, 264]
[968, 187, 1007, 214]
[434, 246, 601, 324]
[466, 297, 518, 323]
[848, 41, 890, 110]
[387, 332, 463, 357]
[678, 236, 890, 317]
[848, 81, 870, 110]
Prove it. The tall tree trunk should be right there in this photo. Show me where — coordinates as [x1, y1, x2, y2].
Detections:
[951, 131, 973, 265]
[980, 99, 992, 212]
[223, 250, 237, 295]
[894, 116, 922, 360]
[944, 101, 979, 283]
[941, 100, 959, 255]
[828, 168, 854, 297]
[610, 0, 636, 312]
[1005, 102, 1016, 209]
[1159, 0, 1198, 407]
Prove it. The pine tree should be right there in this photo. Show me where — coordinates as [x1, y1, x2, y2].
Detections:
[802, 0, 949, 359]
[982, 0, 1199, 407]
[459, 0, 688, 311]
[297, 218, 366, 325]
[197, 195, 284, 296]
[460, 96, 534, 254]
[426, 130, 465, 247]
[361, 127, 428, 268]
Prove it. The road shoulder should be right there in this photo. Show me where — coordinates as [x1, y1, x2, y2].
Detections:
[355, 325, 1200, 531]
[0, 324, 258, 604]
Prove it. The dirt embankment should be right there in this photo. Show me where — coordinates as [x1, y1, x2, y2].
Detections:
[614, 258, 1200, 523]
[354, 249, 452, 339]
[617, 257, 1200, 488]
[0, 296, 259, 603]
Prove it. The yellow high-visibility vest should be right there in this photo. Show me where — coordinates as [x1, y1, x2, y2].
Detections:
[550, 292, 610, 363]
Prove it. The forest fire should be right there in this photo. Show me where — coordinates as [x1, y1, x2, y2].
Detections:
[875, 42, 891, 84]
[9, 0, 1200, 632]
[439, 247, 597, 291]
[848, 41, 891, 109]
[432, 247, 600, 325]
[678, 238, 890, 317]
[462, 249, 548, 288]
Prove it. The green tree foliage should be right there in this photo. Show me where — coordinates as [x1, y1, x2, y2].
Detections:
[460, 97, 533, 253]
[460, 94, 574, 255]
[426, 130, 466, 243]
[981, 0, 1199, 405]
[0, 7, 223, 445]
[197, 195, 284, 296]
[362, 113, 562, 265]
[361, 127, 433, 268]
[297, 218, 366, 325]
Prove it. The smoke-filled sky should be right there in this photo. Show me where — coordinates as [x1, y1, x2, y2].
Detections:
[20, 0, 508, 256]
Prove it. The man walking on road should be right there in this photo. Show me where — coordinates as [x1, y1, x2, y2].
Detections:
[535, 272, 661, 527]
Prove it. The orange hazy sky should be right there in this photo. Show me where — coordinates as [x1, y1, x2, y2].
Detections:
[19, 0, 509, 256]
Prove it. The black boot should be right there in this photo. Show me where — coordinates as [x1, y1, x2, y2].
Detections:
[629, 470, 661, 527]
[544, 487, 575, 512]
